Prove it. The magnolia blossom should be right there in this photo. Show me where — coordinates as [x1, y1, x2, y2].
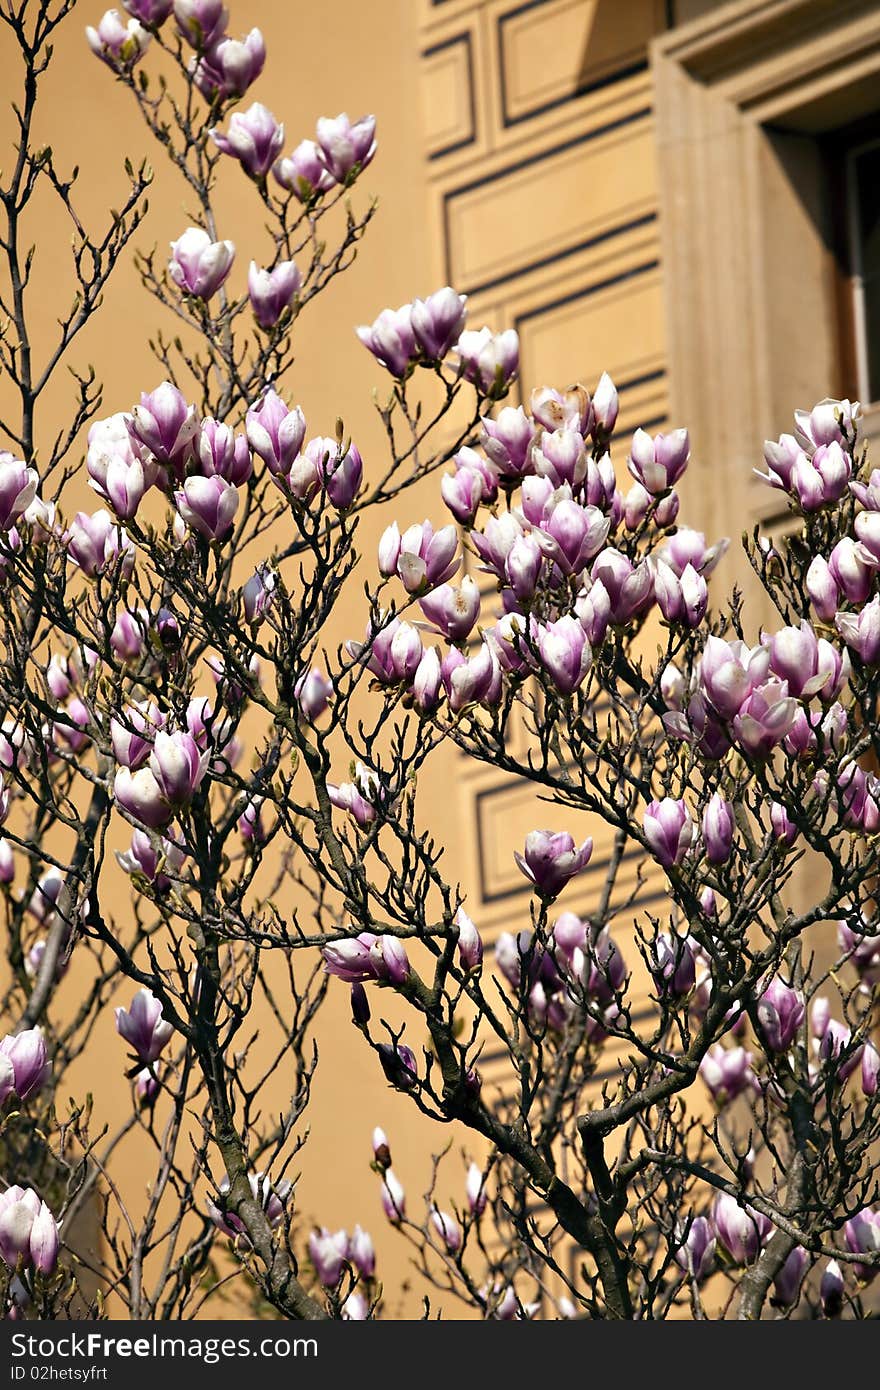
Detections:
[675, 1216, 715, 1281]
[191, 27, 265, 98]
[309, 1228, 349, 1286]
[514, 830, 592, 899]
[356, 305, 416, 378]
[174, 475, 239, 540]
[456, 327, 519, 393]
[756, 975, 805, 1053]
[273, 139, 336, 200]
[0, 1029, 51, 1100]
[122, 0, 173, 21]
[245, 390, 307, 482]
[66, 510, 133, 579]
[327, 762, 386, 828]
[628, 427, 690, 494]
[168, 227, 234, 300]
[128, 381, 198, 471]
[643, 798, 694, 869]
[700, 1045, 756, 1104]
[173, 0, 228, 47]
[294, 668, 333, 722]
[248, 260, 301, 328]
[315, 112, 376, 181]
[207, 1172, 289, 1244]
[321, 931, 409, 986]
[713, 1193, 772, 1265]
[379, 1169, 405, 1224]
[843, 1207, 880, 1282]
[86, 10, 150, 66]
[379, 520, 459, 594]
[211, 102, 284, 178]
[115, 989, 173, 1064]
[411, 287, 467, 360]
[419, 578, 481, 642]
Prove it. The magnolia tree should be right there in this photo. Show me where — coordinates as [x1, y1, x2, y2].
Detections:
[0, 0, 877, 1325]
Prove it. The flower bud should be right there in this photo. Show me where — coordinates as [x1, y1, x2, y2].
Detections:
[350, 983, 370, 1028]
[379, 1169, 405, 1222]
[772, 1247, 808, 1307]
[713, 1192, 771, 1264]
[430, 1208, 462, 1254]
[294, 668, 333, 722]
[820, 1259, 845, 1317]
[372, 1127, 391, 1171]
[702, 793, 734, 864]
[135, 1068, 160, 1106]
[455, 908, 483, 971]
[378, 1043, 418, 1090]
[592, 371, 619, 436]
[248, 260, 301, 329]
[674, 1215, 715, 1281]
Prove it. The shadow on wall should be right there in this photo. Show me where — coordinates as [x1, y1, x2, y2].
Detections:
[574, 0, 659, 95]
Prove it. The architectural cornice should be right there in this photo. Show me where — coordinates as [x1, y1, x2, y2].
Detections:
[655, 0, 877, 90]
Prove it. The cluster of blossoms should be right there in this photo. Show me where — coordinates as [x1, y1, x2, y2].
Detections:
[357, 285, 519, 397]
[0, 375, 353, 848]
[0, 1188, 60, 1279]
[88, 2, 264, 90]
[308, 1223, 375, 1310]
[493, 910, 625, 1039]
[340, 377, 712, 749]
[675, 1193, 880, 1310]
[88, 1, 377, 198]
[323, 903, 625, 1049]
[79, 379, 364, 533]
